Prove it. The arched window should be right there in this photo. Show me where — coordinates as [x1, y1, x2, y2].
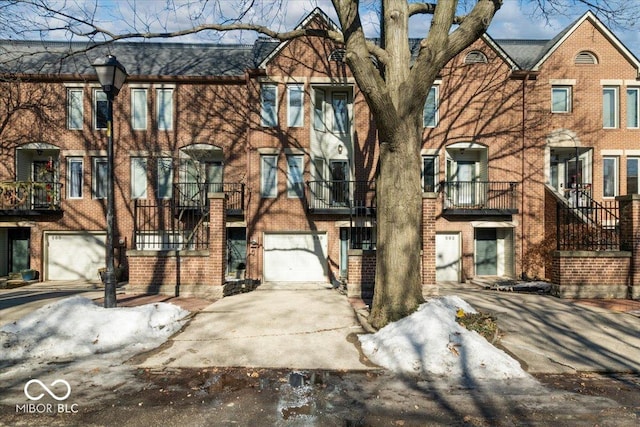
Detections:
[575, 51, 598, 65]
[464, 50, 488, 64]
[328, 48, 346, 62]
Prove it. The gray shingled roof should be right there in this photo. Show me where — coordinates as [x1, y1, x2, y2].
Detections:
[0, 39, 279, 77]
[494, 39, 551, 69]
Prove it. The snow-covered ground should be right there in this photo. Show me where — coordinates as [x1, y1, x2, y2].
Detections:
[359, 296, 530, 381]
[0, 296, 190, 404]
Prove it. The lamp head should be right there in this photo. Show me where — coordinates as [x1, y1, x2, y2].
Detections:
[92, 55, 128, 97]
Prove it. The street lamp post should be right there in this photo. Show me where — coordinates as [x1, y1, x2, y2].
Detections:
[92, 55, 127, 308]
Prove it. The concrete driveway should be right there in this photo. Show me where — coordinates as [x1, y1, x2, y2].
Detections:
[137, 282, 375, 370]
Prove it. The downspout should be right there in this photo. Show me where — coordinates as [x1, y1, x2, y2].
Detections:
[520, 72, 528, 280]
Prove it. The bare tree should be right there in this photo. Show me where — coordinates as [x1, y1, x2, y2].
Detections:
[1, 0, 637, 328]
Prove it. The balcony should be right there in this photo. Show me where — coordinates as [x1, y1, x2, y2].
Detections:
[173, 182, 245, 217]
[306, 180, 375, 214]
[0, 181, 63, 214]
[442, 181, 518, 215]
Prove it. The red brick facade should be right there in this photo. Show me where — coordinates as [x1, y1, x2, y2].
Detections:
[1, 10, 639, 300]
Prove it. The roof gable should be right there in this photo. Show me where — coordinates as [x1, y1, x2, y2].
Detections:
[531, 11, 640, 73]
[258, 7, 341, 68]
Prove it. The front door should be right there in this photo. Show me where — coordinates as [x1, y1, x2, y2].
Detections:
[475, 228, 498, 276]
[33, 160, 55, 208]
[457, 161, 476, 205]
[9, 228, 30, 273]
[330, 160, 348, 206]
[205, 161, 224, 193]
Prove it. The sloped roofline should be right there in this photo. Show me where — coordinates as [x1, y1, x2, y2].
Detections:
[532, 10, 640, 73]
[480, 33, 520, 70]
[258, 7, 341, 69]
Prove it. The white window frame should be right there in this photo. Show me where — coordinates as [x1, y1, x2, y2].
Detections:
[261, 155, 278, 198]
[67, 157, 83, 199]
[67, 88, 84, 130]
[287, 83, 304, 127]
[287, 155, 304, 198]
[331, 92, 349, 134]
[131, 88, 148, 130]
[261, 83, 278, 127]
[131, 157, 148, 199]
[627, 87, 640, 129]
[93, 89, 108, 130]
[156, 88, 174, 131]
[92, 157, 108, 199]
[423, 86, 439, 127]
[603, 156, 619, 198]
[603, 86, 619, 129]
[627, 157, 639, 195]
[421, 155, 439, 192]
[551, 86, 572, 113]
[157, 157, 173, 199]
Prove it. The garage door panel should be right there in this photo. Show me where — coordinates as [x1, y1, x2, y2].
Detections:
[263, 233, 327, 282]
[46, 233, 106, 281]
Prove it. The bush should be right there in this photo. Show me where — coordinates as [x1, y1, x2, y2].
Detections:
[455, 310, 499, 343]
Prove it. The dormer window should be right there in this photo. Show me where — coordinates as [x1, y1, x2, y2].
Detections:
[464, 50, 488, 64]
[575, 51, 598, 65]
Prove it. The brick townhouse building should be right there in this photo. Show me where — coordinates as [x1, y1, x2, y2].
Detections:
[1, 8, 639, 299]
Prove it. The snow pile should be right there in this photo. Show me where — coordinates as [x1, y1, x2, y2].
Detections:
[359, 296, 530, 380]
[0, 296, 189, 364]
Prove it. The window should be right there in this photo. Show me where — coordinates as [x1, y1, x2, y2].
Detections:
[261, 155, 277, 198]
[94, 89, 108, 130]
[261, 84, 277, 127]
[157, 158, 173, 199]
[67, 157, 83, 199]
[628, 158, 639, 194]
[551, 86, 571, 113]
[287, 155, 304, 198]
[92, 157, 108, 199]
[603, 86, 619, 128]
[314, 89, 325, 131]
[287, 84, 304, 127]
[157, 88, 173, 130]
[464, 50, 488, 64]
[423, 86, 439, 127]
[131, 157, 147, 199]
[332, 92, 348, 133]
[67, 88, 83, 130]
[131, 88, 148, 130]
[627, 88, 639, 129]
[603, 156, 618, 197]
[422, 155, 438, 192]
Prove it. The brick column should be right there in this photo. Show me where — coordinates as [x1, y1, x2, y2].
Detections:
[618, 194, 640, 299]
[422, 192, 437, 291]
[208, 193, 227, 286]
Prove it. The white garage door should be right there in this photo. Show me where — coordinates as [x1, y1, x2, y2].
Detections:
[46, 232, 106, 281]
[263, 232, 328, 282]
[436, 232, 461, 282]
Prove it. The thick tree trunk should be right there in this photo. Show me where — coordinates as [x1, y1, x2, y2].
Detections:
[369, 120, 424, 329]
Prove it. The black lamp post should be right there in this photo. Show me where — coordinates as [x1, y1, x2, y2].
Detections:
[92, 55, 127, 308]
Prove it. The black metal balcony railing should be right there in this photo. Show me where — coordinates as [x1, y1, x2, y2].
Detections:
[134, 199, 210, 250]
[173, 182, 245, 213]
[306, 180, 375, 213]
[0, 181, 63, 211]
[442, 181, 518, 214]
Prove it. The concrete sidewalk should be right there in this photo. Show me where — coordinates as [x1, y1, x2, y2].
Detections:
[137, 282, 375, 371]
[438, 282, 640, 374]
